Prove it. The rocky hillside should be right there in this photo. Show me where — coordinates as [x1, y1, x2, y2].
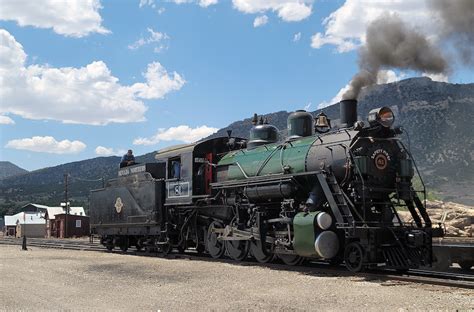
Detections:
[0, 161, 28, 179]
[0, 77, 472, 215]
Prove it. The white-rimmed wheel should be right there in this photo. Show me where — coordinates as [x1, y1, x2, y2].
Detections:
[250, 240, 274, 263]
[206, 221, 225, 259]
[225, 240, 249, 261]
[278, 254, 304, 266]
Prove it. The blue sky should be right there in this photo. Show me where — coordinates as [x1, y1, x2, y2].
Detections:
[0, 0, 472, 171]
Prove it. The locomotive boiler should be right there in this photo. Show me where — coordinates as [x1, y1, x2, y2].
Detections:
[90, 99, 442, 272]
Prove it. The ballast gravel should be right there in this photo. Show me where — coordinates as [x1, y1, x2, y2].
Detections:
[0, 245, 472, 311]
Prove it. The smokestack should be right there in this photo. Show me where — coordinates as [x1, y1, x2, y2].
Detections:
[340, 99, 357, 128]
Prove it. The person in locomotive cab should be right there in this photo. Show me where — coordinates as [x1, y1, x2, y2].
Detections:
[120, 150, 136, 168]
[171, 160, 181, 179]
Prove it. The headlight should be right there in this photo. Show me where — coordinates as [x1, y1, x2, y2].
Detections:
[368, 107, 394, 128]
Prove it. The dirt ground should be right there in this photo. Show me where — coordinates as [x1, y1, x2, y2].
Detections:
[0, 246, 472, 311]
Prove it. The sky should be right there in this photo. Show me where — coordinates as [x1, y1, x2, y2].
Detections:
[0, 0, 473, 171]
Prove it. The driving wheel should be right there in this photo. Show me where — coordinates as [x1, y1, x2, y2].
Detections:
[278, 254, 304, 266]
[206, 221, 225, 259]
[225, 239, 250, 261]
[250, 240, 274, 263]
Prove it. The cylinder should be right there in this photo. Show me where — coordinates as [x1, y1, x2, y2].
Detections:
[340, 99, 357, 128]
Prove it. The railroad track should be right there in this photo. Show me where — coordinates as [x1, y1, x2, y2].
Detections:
[1, 237, 473, 290]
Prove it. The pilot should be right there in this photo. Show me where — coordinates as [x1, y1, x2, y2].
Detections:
[120, 150, 136, 168]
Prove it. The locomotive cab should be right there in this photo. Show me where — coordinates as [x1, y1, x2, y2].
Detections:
[154, 136, 247, 204]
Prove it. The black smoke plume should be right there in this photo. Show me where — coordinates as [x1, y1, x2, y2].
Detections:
[343, 13, 448, 100]
[429, 0, 474, 65]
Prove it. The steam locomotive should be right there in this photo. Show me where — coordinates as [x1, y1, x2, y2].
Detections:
[90, 99, 442, 272]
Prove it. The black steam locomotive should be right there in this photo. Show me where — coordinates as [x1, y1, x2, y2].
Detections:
[90, 100, 442, 272]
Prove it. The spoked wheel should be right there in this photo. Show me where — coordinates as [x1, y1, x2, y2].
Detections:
[344, 242, 365, 272]
[250, 240, 274, 263]
[206, 221, 225, 259]
[225, 240, 250, 261]
[278, 254, 304, 266]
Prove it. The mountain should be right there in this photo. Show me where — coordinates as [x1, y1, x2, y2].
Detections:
[0, 77, 473, 216]
[0, 161, 28, 179]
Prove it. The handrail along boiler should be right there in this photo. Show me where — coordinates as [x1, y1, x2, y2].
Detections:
[90, 99, 443, 272]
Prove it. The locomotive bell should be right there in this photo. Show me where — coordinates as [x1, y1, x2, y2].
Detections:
[315, 112, 331, 133]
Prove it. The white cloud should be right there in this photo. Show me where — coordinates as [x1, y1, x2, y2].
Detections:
[95, 146, 126, 156]
[140, 0, 217, 8]
[139, 0, 154, 8]
[311, 0, 437, 53]
[232, 0, 313, 22]
[422, 72, 449, 82]
[376, 70, 406, 84]
[0, 115, 15, 125]
[0, 0, 109, 37]
[0, 29, 185, 125]
[318, 84, 350, 109]
[253, 15, 268, 27]
[128, 62, 186, 100]
[6, 136, 86, 154]
[128, 28, 169, 52]
[199, 0, 218, 7]
[293, 32, 301, 42]
[133, 125, 218, 146]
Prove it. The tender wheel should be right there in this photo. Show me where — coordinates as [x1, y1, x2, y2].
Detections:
[278, 254, 304, 266]
[459, 261, 473, 271]
[225, 240, 250, 261]
[250, 240, 274, 263]
[206, 221, 225, 259]
[344, 242, 365, 272]
[120, 238, 129, 252]
[105, 244, 114, 251]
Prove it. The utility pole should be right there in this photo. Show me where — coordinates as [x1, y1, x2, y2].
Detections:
[64, 173, 69, 239]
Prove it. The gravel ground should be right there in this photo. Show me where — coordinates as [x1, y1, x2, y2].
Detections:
[0, 245, 472, 311]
